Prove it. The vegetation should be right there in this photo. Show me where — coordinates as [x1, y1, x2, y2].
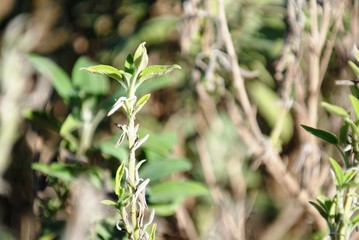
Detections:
[0, 0, 358, 239]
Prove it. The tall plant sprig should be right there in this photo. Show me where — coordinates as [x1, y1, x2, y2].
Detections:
[82, 42, 181, 240]
[302, 46, 359, 240]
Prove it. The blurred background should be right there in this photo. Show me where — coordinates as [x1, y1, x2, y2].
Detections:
[0, 0, 358, 239]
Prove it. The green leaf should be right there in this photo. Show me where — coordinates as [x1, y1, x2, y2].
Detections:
[247, 81, 293, 144]
[98, 137, 128, 161]
[349, 61, 359, 77]
[100, 200, 117, 207]
[115, 163, 125, 197]
[310, 201, 328, 219]
[339, 122, 349, 144]
[150, 202, 181, 216]
[28, 54, 73, 103]
[134, 94, 151, 114]
[353, 45, 359, 63]
[350, 85, 359, 100]
[138, 65, 181, 84]
[321, 102, 349, 118]
[148, 180, 208, 203]
[106, 75, 176, 112]
[81, 65, 126, 88]
[73, 57, 109, 95]
[329, 157, 344, 188]
[32, 162, 74, 183]
[124, 54, 135, 75]
[60, 114, 81, 150]
[344, 168, 358, 183]
[133, 42, 148, 73]
[301, 125, 338, 144]
[351, 212, 359, 229]
[140, 130, 177, 156]
[316, 195, 332, 213]
[149, 224, 156, 240]
[350, 95, 359, 121]
[140, 157, 192, 182]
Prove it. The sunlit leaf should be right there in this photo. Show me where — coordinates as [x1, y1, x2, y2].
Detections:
[344, 168, 358, 183]
[350, 95, 359, 121]
[321, 102, 349, 118]
[138, 65, 181, 84]
[329, 157, 344, 188]
[100, 200, 117, 207]
[149, 224, 156, 240]
[134, 94, 151, 114]
[353, 45, 359, 63]
[133, 42, 148, 73]
[81, 65, 126, 88]
[115, 163, 125, 197]
[349, 61, 359, 78]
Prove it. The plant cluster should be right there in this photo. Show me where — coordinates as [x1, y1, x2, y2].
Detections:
[302, 46, 359, 240]
[82, 43, 180, 240]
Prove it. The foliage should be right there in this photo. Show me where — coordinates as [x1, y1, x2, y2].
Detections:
[302, 46, 359, 240]
[0, 0, 357, 239]
[82, 43, 180, 240]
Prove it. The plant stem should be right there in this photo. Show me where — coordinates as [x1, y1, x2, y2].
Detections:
[127, 73, 140, 240]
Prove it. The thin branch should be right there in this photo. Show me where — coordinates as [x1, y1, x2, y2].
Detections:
[217, 0, 263, 140]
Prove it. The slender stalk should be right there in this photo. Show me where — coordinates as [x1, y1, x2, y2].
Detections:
[83, 42, 180, 240]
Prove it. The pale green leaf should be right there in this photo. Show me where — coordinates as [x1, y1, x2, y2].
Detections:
[81, 65, 126, 88]
[138, 65, 181, 84]
[350, 95, 359, 121]
[353, 45, 359, 63]
[329, 157, 344, 188]
[149, 224, 156, 240]
[133, 42, 148, 73]
[100, 200, 117, 207]
[115, 163, 125, 197]
[247, 81, 293, 144]
[321, 102, 349, 118]
[344, 168, 358, 183]
[349, 61, 359, 78]
[134, 94, 151, 114]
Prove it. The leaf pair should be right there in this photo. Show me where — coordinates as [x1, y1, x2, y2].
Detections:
[81, 42, 181, 95]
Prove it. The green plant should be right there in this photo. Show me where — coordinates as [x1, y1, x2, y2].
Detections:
[302, 46, 359, 240]
[82, 42, 181, 240]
